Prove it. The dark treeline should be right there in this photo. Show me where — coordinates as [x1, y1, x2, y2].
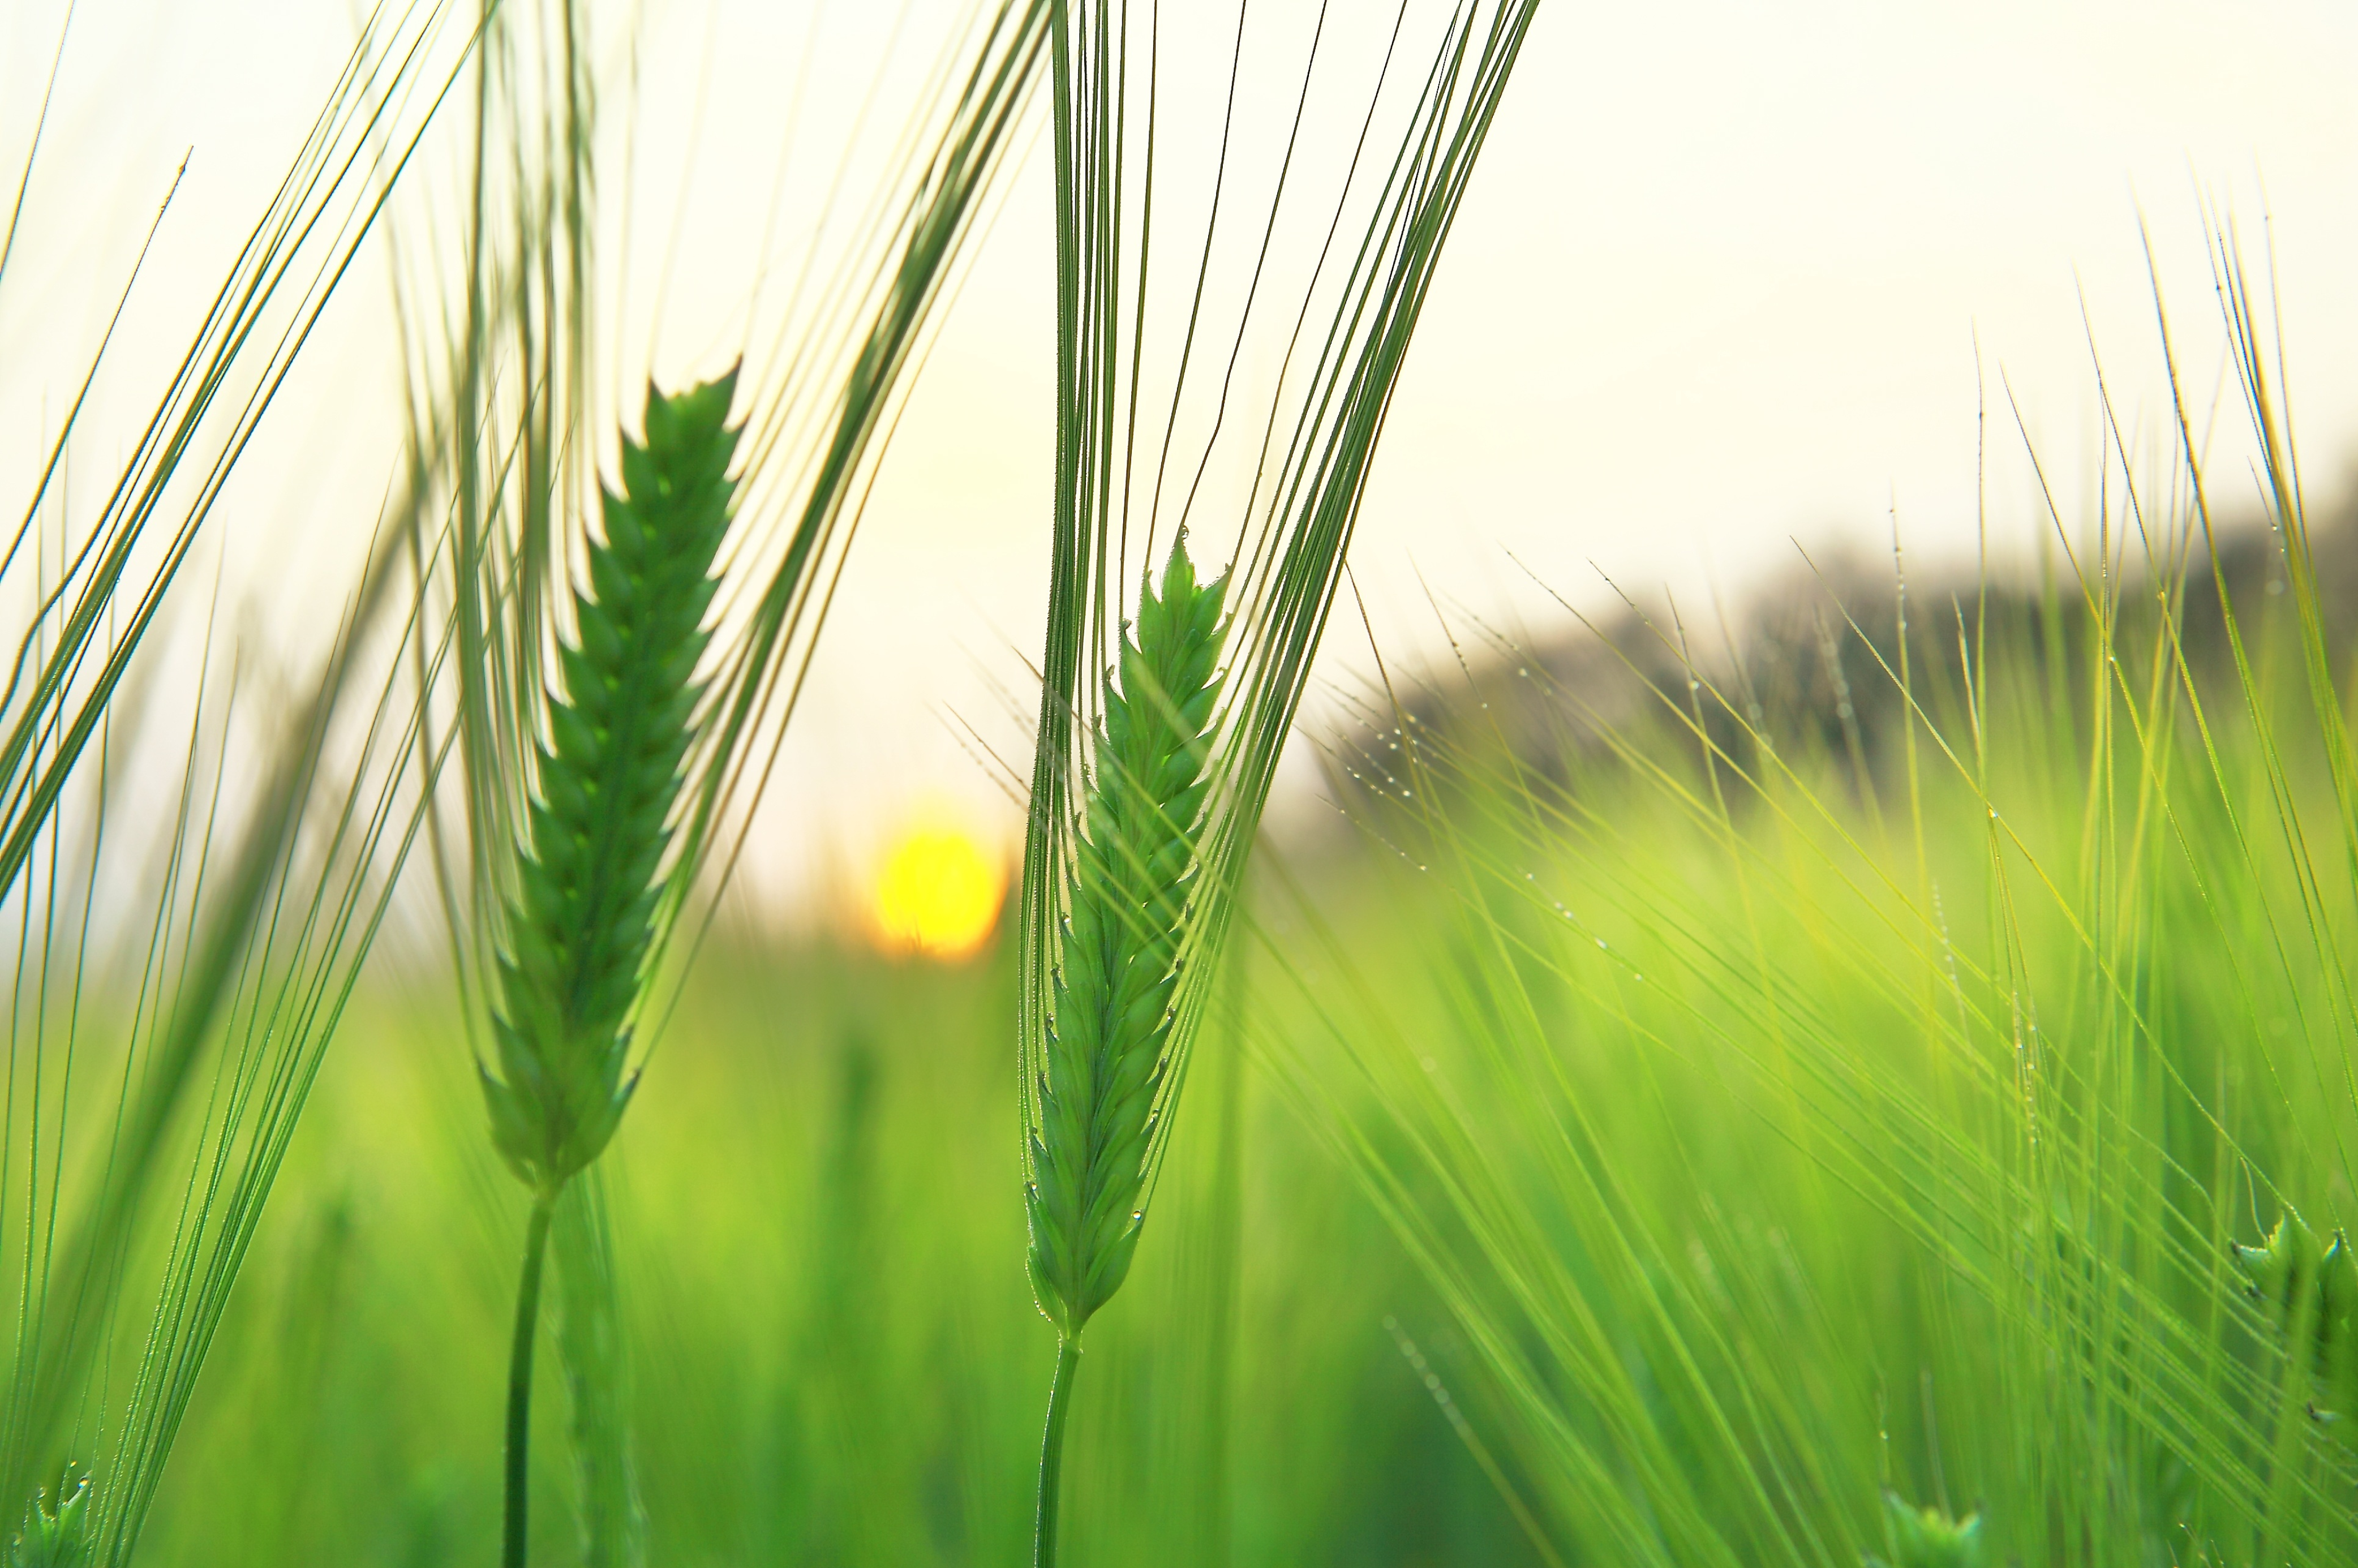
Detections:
[1325, 496, 2358, 815]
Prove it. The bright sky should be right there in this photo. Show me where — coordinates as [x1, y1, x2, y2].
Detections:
[8, 0, 2357, 917]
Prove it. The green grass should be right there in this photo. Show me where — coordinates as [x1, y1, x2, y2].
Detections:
[0, 5, 480, 1554]
[104, 430, 2358, 1566]
[18, 2, 2358, 1563]
[1244, 251, 2358, 1564]
[130, 934, 1532, 1566]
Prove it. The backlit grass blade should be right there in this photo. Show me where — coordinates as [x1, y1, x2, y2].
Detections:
[0, 0, 482, 1538]
[1248, 221, 2358, 1565]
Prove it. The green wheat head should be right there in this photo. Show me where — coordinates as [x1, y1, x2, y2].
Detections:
[4, 1466, 86, 1568]
[479, 369, 741, 1197]
[2234, 1208, 2358, 1447]
[1026, 540, 1229, 1338]
[1863, 1492, 1983, 1568]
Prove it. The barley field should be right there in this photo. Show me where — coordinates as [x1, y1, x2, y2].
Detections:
[5, 1, 2358, 1565]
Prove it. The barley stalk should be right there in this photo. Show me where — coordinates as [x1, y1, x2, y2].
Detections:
[1026, 539, 1227, 1563]
[479, 370, 740, 1568]
[1017, 0, 1547, 1550]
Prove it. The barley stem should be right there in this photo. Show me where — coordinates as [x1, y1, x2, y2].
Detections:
[504, 1192, 557, 1568]
[1032, 1335, 1082, 1568]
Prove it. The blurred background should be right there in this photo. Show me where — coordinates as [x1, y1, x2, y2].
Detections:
[11, 0, 2358, 922]
[8, 5, 2358, 1562]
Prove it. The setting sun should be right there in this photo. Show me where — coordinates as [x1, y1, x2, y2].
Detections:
[870, 817, 1007, 959]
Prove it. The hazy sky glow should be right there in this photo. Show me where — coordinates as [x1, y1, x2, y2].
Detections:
[8, 0, 2357, 920]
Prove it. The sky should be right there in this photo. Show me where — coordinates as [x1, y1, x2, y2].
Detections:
[7, 0, 2357, 921]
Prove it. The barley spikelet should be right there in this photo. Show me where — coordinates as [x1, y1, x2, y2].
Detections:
[1026, 540, 1228, 1338]
[479, 369, 740, 1196]
[1865, 1492, 1985, 1568]
[6, 1466, 88, 1568]
[2233, 1208, 2358, 1447]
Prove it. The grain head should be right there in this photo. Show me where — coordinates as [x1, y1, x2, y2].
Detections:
[6, 1465, 88, 1568]
[479, 369, 741, 1198]
[1866, 1492, 1984, 1568]
[1026, 539, 1229, 1340]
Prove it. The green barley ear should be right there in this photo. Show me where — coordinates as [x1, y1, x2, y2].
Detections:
[482, 368, 740, 1568]
[1019, 2, 1541, 1557]
[1863, 1492, 1983, 1568]
[6, 1465, 88, 1568]
[478, 368, 741, 1198]
[2317, 1234, 2358, 1449]
[2235, 1211, 2358, 1449]
[2232, 1208, 2326, 1312]
[1026, 538, 1229, 1339]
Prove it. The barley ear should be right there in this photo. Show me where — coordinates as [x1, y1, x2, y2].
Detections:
[5, 1465, 89, 1568]
[1868, 1492, 1985, 1568]
[2231, 1208, 2323, 1310]
[478, 367, 741, 1200]
[1026, 538, 1229, 1339]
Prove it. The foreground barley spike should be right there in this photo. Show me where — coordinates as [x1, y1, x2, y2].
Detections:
[1028, 540, 1229, 1335]
[480, 369, 740, 1196]
[1019, 0, 1543, 1555]
[1026, 539, 1227, 1560]
[429, 11, 1051, 1562]
[480, 369, 740, 1568]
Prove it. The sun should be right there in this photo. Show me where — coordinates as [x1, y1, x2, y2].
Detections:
[869, 815, 1006, 959]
